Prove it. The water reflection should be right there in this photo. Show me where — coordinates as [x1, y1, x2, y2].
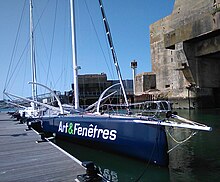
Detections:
[53, 109, 220, 182]
[168, 109, 220, 182]
[54, 138, 170, 181]
[168, 128, 196, 182]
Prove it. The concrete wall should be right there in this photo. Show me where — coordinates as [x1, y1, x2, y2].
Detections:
[135, 72, 156, 95]
[150, 0, 220, 108]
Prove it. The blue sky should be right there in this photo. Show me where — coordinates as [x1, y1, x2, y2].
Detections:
[0, 0, 174, 100]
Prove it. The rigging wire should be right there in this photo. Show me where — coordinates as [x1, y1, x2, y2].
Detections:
[61, 2, 69, 91]
[54, 6, 70, 93]
[83, 0, 115, 79]
[33, 0, 64, 94]
[4, 0, 27, 92]
[21, 50, 28, 96]
[5, 40, 30, 93]
[98, 0, 129, 107]
[35, 13, 50, 86]
[4, 0, 50, 96]
[32, 0, 50, 95]
[7, 51, 28, 95]
[32, 0, 50, 30]
[51, 0, 70, 91]
[45, 0, 58, 90]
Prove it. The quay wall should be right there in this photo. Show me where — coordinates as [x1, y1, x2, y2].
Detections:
[147, 0, 220, 109]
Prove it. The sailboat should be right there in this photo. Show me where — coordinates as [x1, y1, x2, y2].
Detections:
[4, 0, 64, 120]
[38, 0, 211, 166]
[4, 0, 39, 120]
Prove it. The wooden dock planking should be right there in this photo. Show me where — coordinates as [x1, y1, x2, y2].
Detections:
[0, 113, 85, 182]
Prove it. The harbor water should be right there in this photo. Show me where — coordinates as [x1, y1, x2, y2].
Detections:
[53, 109, 220, 182]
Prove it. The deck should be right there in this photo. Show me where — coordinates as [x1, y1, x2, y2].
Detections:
[0, 112, 85, 182]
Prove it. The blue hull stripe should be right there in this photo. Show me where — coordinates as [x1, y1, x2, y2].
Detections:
[42, 115, 169, 166]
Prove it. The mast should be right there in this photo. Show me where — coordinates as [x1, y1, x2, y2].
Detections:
[98, 0, 129, 107]
[29, 0, 37, 108]
[70, 0, 79, 110]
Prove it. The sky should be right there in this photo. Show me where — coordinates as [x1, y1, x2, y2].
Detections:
[0, 0, 175, 100]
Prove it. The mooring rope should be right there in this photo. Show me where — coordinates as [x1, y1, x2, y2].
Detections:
[166, 128, 198, 153]
[134, 121, 162, 182]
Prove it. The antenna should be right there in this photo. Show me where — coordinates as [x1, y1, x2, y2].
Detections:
[131, 60, 137, 95]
